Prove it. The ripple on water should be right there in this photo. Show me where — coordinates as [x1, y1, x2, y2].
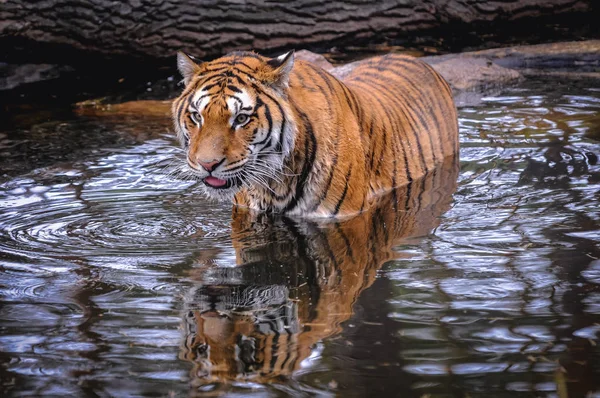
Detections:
[0, 139, 232, 266]
[1, 197, 226, 254]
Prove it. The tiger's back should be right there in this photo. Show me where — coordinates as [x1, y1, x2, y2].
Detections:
[342, 54, 459, 193]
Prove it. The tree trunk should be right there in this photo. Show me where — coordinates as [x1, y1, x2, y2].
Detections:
[0, 0, 594, 62]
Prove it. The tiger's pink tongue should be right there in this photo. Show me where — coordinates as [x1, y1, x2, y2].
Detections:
[204, 176, 227, 187]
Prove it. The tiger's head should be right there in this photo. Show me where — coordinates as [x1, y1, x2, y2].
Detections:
[181, 283, 303, 384]
[172, 51, 297, 201]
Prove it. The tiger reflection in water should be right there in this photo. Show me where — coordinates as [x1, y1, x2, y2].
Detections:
[180, 157, 458, 385]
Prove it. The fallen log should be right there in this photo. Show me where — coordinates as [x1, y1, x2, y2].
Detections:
[1, 0, 594, 62]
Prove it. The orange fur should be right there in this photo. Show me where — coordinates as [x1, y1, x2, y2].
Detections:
[172, 50, 458, 217]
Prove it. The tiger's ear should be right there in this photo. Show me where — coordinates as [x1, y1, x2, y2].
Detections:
[264, 50, 295, 89]
[177, 52, 202, 85]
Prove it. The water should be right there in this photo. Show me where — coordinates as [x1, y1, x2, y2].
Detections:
[1, 77, 599, 397]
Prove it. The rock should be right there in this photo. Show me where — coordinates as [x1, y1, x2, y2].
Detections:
[295, 50, 334, 72]
[519, 70, 600, 80]
[423, 57, 523, 106]
[466, 40, 600, 70]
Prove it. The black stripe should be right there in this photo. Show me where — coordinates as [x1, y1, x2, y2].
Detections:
[417, 164, 436, 211]
[333, 165, 353, 216]
[295, 70, 320, 93]
[273, 111, 288, 156]
[174, 77, 200, 123]
[274, 136, 282, 154]
[175, 97, 186, 127]
[374, 128, 387, 177]
[253, 96, 264, 113]
[380, 205, 390, 243]
[372, 101, 394, 178]
[196, 73, 228, 90]
[229, 95, 243, 110]
[282, 107, 317, 212]
[193, 93, 210, 107]
[369, 84, 408, 186]
[336, 224, 356, 264]
[359, 86, 403, 185]
[346, 85, 364, 125]
[268, 333, 281, 371]
[364, 82, 400, 190]
[379, 65, 441, 165]
[376, 59, 445, 163]
[338, 81, 359, 116]
[311, 145, 338, 212]
[251, 83, 289, 158]
[282, 217, 321, 319]
[347, 88, 386, 179]
[277, 339, 294, 372]
[227, 84, 242, 93]
[201, 82, 220, 92]
[353, 77, 418, 183]
[203, 65, 230, 74]
[370, 208, 382, 261]
[313, 223, 340, 269]
[404, 178, 412, 209]
[310, 66, 338, 98]
[366, 113, 376, 172]
[357, 73, 429, 173]
[228, 73, 247, 87]
[302, 68, 334, 115]
[219, 66, 256, 82]
[254, 103, 273, 147]
[224, 161, 246, 173]
[233, 57, 261, 72]
[176, 95, 195, 131]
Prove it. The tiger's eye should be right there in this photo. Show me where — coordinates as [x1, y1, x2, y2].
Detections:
[235, 114, 249, 125]
[190, 112, 202, 125]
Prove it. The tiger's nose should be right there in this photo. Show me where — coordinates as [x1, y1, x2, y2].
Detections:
[198, 158, 225, 172]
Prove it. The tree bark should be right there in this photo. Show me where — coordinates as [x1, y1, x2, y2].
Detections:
[0, 0, 594, 62]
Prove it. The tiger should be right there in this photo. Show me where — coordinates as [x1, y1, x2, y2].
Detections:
[172, 49, 458, 218]
[180, 157, 458, 385]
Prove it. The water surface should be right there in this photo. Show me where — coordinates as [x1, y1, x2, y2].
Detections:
[1, 77, 599, 397]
